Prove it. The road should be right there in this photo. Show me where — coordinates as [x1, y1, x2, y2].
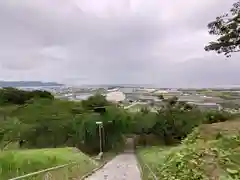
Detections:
[124, 102, 147, 109]
[85, 153, 141, 180]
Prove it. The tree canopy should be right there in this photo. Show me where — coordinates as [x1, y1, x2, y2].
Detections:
[0, 87, 54, 105]
[205, 1, 240, 57]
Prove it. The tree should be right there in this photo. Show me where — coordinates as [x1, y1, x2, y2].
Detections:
[0, 88, 28, 105]
[81, 94, 110, 111]
[153, 107, 204, 144]
[157, 94, 164, 100]
[177, 101, 194, 110]
[30, 90, 54, 100]
[140, 107, 150, 114]
[0, 88, 54, 105]
[167, 96, 178, 106]
[205, 1, 240, 57]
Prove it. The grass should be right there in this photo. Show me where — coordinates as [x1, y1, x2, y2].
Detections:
[0, 147, 99, 180]
[137, 120, 240, 180]
[137, 146, 182, 180]
[197, 119, 240, 140]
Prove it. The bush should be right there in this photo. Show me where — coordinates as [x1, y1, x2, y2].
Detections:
[0, 88, 54, 105]
[138, 125, 240, 180]
[157, 135, 240, 180]
[203, 110, 233, 124]
[151, 108, 204, 144]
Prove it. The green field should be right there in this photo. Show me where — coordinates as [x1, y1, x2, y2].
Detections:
[0, 147, 99, 180]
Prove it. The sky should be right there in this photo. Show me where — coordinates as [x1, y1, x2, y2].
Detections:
[0, 0, 239, 88]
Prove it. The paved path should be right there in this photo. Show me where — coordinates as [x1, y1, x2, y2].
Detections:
[85, 153, 141, 180]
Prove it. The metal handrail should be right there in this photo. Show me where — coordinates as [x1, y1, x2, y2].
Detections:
[136, 153, 158, 180]
[143, 162, 158, 180]
[9, 162, 77, 180]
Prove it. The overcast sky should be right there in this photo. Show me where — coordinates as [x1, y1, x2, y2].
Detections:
[0, 0, 239, 87]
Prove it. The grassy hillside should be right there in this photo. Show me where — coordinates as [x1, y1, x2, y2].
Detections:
[137, 120, 240, 180]
[0, 147, 99, 180]
[137, 146, 182, 180]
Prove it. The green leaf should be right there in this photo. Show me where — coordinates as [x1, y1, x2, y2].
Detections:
[226, 168, 238, 174]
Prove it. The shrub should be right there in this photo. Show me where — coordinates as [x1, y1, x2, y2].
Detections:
[203, 110, 233, 124]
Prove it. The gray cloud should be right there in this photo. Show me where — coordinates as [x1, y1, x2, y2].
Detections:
[0, 0, 239, 87]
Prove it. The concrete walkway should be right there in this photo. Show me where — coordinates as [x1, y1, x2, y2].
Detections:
[85, 153, 141, 180]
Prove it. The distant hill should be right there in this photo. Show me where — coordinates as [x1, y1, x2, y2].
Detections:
[0, 81, 64, 87]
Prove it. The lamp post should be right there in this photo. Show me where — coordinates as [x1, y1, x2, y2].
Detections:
[96, 120, 113, 154]
[96, 121, 103, 154]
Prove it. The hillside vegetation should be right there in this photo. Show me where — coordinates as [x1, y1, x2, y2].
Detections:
[0, 87, 239, 179]
[0, 87, 235, 154]
[138, 120, 240, 180]
[0, 147, 98, 179]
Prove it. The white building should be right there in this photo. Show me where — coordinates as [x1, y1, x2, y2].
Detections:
[106, 91, 126, 102]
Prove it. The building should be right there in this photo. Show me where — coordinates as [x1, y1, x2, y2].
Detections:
[138, 95, 159, 103]
[106, 91, 126, 103]
[107, 88, 119, 92]
[187, 102, 222, 111]
[178, 95, 205, 103]
[154, 89, 182, 99]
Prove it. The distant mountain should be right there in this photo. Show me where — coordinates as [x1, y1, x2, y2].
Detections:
[0, 81, 64, 87]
